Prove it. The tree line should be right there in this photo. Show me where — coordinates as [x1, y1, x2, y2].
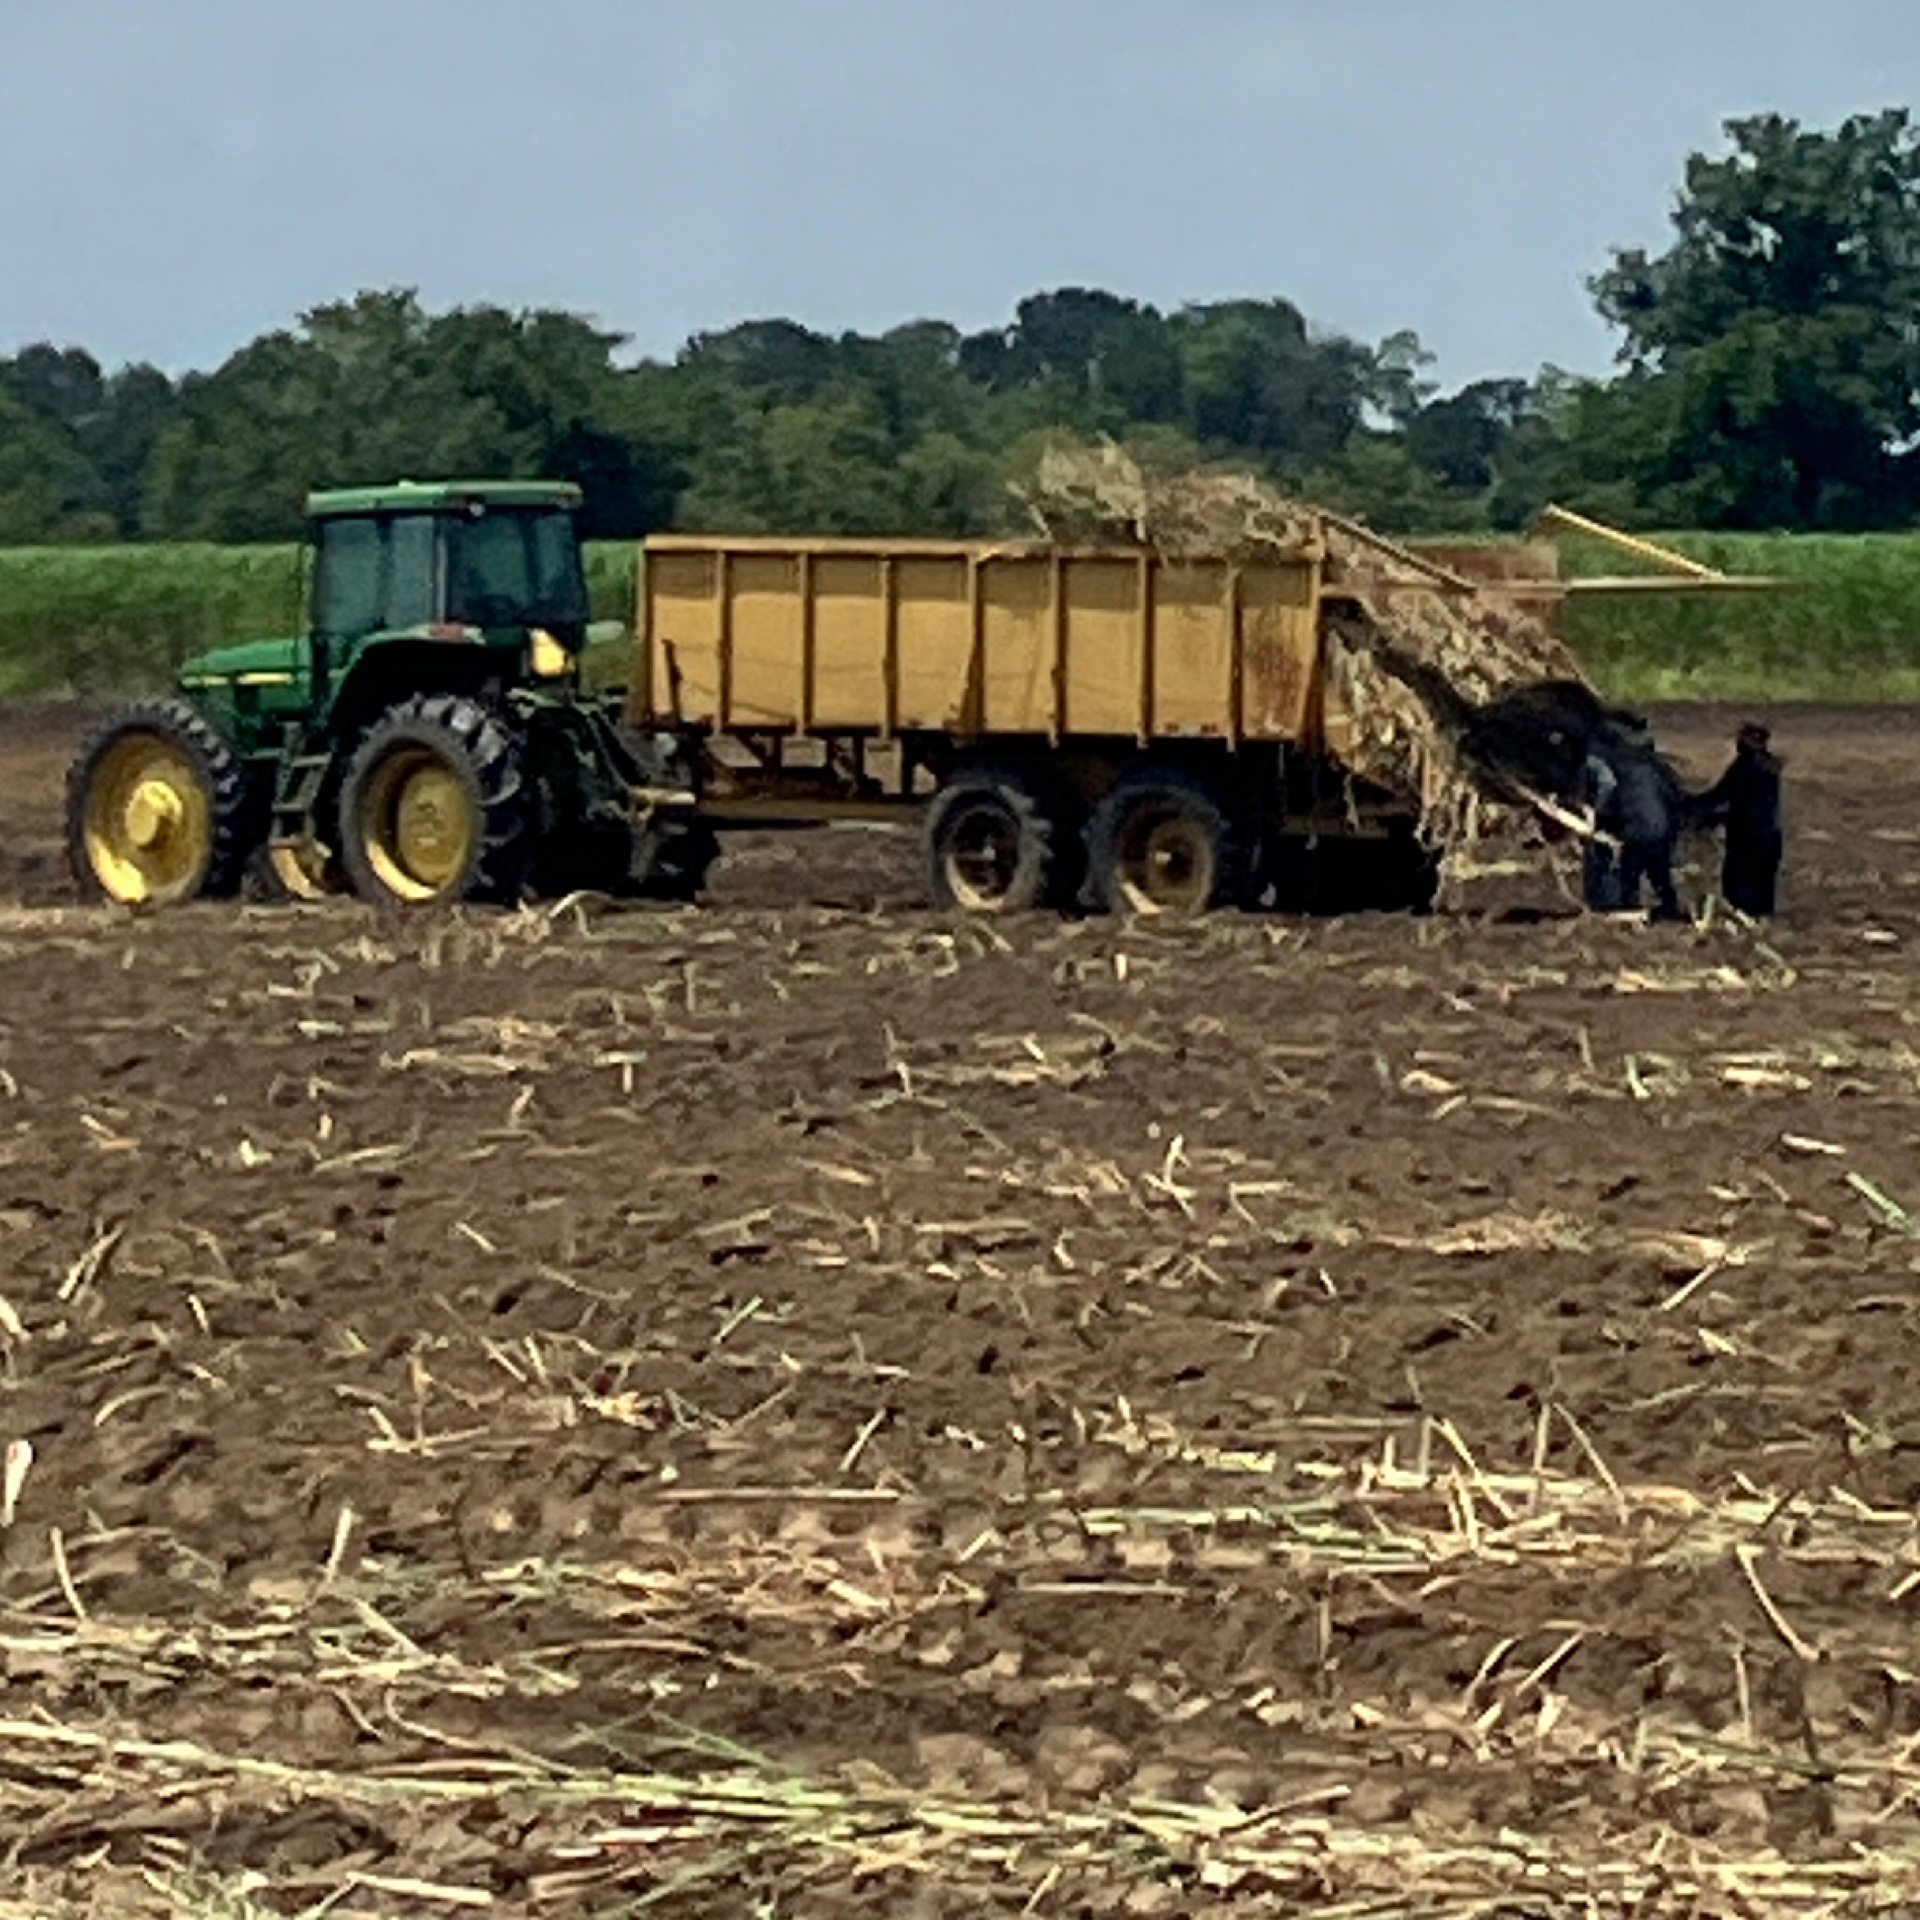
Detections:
[5, 110, 1919, 545]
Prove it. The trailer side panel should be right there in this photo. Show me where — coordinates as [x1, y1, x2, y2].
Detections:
[634, 537, 1322, 745]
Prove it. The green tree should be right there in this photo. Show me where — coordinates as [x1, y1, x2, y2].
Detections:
[838, 321, 979, 441]
[1, 346, 179, 537]
[1302, 435, 1486, 534]
[1174, 300, 1378, 470]
[962, 289, 1185, 430]
[1405, 378, 1534, 492]
[675, 391, 911, 534]
[144, 298, 510, 540]
[0, 388, 115, 541]
[1366, 329, 1440, 431]
[895, 431, 1007, 535]
[1590, 110, 1920, 528]
[428, 304, 680, 537]
[87, 365, 180, 536]
[676, 320, 842, 404]
[0, 278, 1686, 547]
[142, 291, 678, 540]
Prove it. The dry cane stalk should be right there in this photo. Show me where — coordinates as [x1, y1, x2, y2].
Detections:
[1017, 442, 1596, 862]
[1, 1438, 29, 1527]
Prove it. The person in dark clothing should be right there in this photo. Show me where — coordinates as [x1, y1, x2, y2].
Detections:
[1600, 713, 1685, 920]
[1694, 722, 1783, 916]
[1576, 745, 1621, 910]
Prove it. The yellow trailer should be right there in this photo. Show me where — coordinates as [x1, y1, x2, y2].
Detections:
[629, 532, 1433, 915]
[635, 535, 1333, 745]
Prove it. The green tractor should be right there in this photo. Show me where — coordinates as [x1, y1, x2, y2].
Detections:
[67, 480, 711, 909]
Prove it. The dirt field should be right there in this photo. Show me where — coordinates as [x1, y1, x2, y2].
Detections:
[3, 704, 1920, 1916]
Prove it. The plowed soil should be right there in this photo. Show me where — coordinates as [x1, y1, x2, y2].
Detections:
[3, 704, 1920, 1917]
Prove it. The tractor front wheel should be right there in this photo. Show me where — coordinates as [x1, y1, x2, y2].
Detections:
[67, 699, 255, 906]
[338, 695, 528, 907]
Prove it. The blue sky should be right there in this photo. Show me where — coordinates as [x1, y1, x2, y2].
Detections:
[2, 0, 1915, 388]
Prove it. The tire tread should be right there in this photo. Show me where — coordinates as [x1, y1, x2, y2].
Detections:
[66, 697, 256, 903]
[337, 694, 527, 906]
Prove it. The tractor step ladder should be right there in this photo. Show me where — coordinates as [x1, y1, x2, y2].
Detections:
[270, 727, 336, 838]
[261, 729, 343, 898]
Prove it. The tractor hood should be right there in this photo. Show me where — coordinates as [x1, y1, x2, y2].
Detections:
[177, 635, 307, 690]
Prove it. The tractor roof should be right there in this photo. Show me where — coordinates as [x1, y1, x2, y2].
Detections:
[305, 479, 583, 519]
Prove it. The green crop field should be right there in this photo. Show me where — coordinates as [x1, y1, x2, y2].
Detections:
[0, 531, 1915, 705]
[0, 545, 642, 701]
[0, 545, 305, 700]
[1558, 530, 1920, 704]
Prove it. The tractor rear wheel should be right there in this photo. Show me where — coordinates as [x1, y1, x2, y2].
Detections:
[1088, 767, 1242, 917]
[338, 695, 528, 907]
[67, 699, 255, 906]
[925, 766, 1078, 913]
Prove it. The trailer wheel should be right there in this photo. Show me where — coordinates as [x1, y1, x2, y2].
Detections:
[338, 695, 527, 907]
[1089, 768, 1242, 917]
[67, 699, 255, 906]
[925, 767, 1076, 913]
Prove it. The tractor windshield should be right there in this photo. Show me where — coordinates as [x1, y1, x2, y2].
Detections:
[445, 507, 590, 632]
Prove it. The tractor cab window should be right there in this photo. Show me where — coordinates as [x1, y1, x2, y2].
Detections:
[313, 516, 384, 642]
[446, 508, 589, 632]
[385, 515, 437, 630]
[313, 513, 440, 641]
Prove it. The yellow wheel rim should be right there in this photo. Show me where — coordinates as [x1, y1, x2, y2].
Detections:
[267, 837, 342, 900]
[358, 747, 477, 901]
[81, 735, 216, 905]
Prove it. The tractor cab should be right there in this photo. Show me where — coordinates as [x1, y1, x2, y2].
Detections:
[165, 480, 593, 752]
[306, 479, 591, 692]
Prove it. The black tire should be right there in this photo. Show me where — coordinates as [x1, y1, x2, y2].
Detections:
[337, 694, 528, 907]
[1087, 766, 1243, 917]
[67, 698, 256, 906]
[925, 766, 1078, 913]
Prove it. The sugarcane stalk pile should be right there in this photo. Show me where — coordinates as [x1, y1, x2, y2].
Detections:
[1015, 441, 1599, 852]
